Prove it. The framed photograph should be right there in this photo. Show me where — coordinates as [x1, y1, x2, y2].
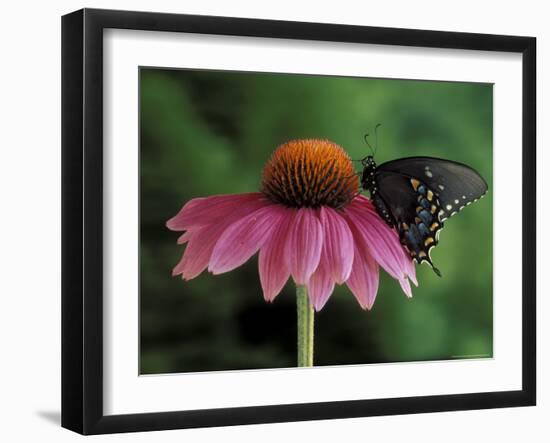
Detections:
[62, 8, 536, 435]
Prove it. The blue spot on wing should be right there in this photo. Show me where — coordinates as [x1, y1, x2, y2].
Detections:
[420, 198, 431, 210]
[418, 210, 432, 225]
[418, 222, 430, 237]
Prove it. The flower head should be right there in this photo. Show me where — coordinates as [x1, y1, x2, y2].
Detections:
[167, 139, 417, 311]
[261, 139, 358, 209]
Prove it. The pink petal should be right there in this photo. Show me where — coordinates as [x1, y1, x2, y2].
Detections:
[346, 244, 380, 310]
[399, 278, 413, 298]
[357, 196, 417, 283]
[177, 231, 192, 245]
[167, 193, 267, 231]
[208, 206, 286, 274]
[258, 209, 294, 302]
[319, 207, 354, 284]
[171, 198, 271, 280]
[352, 194, 375, 208]
[344, 198, 413, 283]
[406, 260, 418, 287]
[284, 208, 323, 285]
[307, 260, 335, 311]
[172, 225, 221, 279]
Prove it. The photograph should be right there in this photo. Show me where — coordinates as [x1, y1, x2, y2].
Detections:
[0, 0, 543, 440]
[139, 67, 493, 374]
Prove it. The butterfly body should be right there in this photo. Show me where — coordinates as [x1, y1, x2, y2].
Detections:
[361, 155, 488, 276]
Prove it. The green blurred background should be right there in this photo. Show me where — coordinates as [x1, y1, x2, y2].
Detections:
[140, 68, 493, 374]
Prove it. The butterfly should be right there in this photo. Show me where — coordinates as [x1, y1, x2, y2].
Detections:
[360, 154, 488, 276]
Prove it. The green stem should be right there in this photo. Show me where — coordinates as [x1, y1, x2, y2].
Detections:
[296, 285, 314, 367]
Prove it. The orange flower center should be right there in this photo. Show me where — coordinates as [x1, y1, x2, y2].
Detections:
[261, 139, 359, 209]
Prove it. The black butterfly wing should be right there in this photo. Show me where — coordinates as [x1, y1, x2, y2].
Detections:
[372, 171, 444, 275]
[377, 157, 488, 221]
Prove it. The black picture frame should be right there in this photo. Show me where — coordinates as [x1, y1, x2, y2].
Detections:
[62, 8, 536, 435]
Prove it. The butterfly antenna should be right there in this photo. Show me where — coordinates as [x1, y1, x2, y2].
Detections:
[363, 132, 375, 157]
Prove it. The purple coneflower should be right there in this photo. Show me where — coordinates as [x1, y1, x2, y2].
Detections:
[167, 139, 417, 366]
